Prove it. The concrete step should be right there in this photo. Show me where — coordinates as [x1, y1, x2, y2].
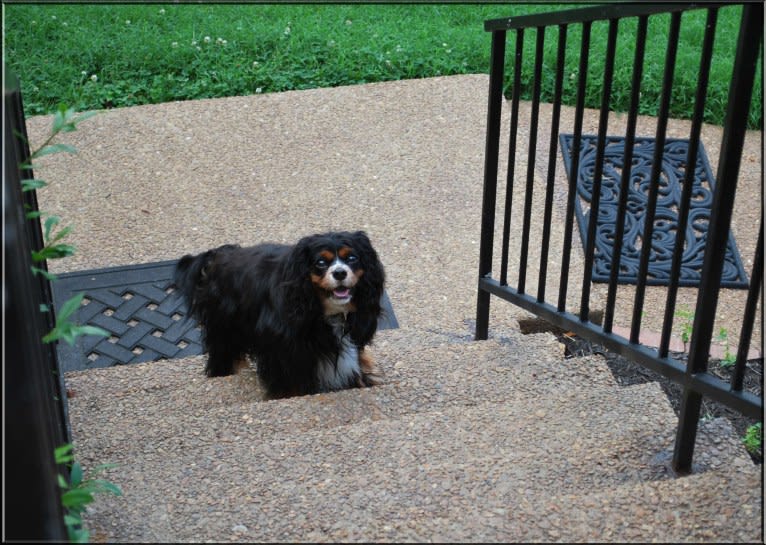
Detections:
[65, 332, 617, 456]
[292, 440, 761, 543]
[78, 380, 759, 542]
[66, 334, 760, 542]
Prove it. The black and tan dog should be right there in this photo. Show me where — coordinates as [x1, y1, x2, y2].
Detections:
[174, 231, 385, 398]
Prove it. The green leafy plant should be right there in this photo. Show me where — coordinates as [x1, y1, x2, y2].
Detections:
[22, 104, 109, 347]
[742, 422, 763, 455]
[714, 327, 737, 368]
[54, 443, 122, 543]
[676, 307, 695, 350]
[22, 104, 119, 541]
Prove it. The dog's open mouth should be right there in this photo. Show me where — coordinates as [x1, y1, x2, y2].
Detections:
[331, 287, 352, 300]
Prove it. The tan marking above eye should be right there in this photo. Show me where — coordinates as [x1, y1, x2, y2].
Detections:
[319, 250, 335, 262]
[338, 247, 352, 259]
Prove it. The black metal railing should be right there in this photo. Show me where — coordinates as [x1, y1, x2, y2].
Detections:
[5, 70, 69, 540]
[475, 2, 763, 473]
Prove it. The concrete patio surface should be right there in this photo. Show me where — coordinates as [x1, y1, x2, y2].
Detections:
[27, 73, 762, 358]
[24, 74, 764, 542]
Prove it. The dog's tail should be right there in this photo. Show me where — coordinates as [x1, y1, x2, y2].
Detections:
[173, 245, 238, 319]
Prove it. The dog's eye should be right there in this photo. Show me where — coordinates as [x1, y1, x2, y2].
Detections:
[315, 259, 328, 269]
[346, 254, 358, 263]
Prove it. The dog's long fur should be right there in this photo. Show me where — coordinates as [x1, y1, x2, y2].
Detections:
[173, 230, 385, 398]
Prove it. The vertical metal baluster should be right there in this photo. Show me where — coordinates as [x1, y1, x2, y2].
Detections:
[660, 7, 718, 357]
[500, 29, 524, 287]
[580, 18, 619, 321]
[731, 221, 763, 391]
[518, 27, 545, 294]
[475, 29, 507, 341]
[603, 15, 648, 334]
[538, 24, 568, 303]
[674, 2, 762, 473]
[558, 21, 591, 312]
[630, 12, 681, 343]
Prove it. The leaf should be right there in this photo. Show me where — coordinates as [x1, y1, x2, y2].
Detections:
[70, 527, 89, 544]
[51, 243, 76, 258]
[42, 329, 59, 344]
[61, 488, 95, 508]
[61, 110, 98, 132]
[74, 110, 98, 125]
[58, 324, 79, 346]
[63, 514, 82, 527]
[33, 243, 76, 261]
[43, 215, 60, 241]
[25, 210, 42, 219]
[89, 479, 122, 496]
[31, 266, 58, 281]
[40, 303, 50, 312]
[58, 475, 69, 489]
[21, 178, 47, 192]
[54, 443, 74, 464]
[52, 107, 67, 133]
[70, 462, 83, 487]
[73, 325, 110, 339]
[32, 143, 78, 159]
[57, 293, 85, 321]
[48, 225, 73, 245]
[43, 319, 76, 346]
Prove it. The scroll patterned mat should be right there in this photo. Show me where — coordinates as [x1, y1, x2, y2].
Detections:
[52, 260, 399, 373]
[559, 134, 749, 289]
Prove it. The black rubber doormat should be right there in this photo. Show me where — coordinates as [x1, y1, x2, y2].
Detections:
[559, 134, 749, 289]
[52, 260, 399, 373]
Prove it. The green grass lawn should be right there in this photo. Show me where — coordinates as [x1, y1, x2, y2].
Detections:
[4, 3, 761, 127]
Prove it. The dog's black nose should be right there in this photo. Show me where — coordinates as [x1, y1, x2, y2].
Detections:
[332, 269, 347, 281]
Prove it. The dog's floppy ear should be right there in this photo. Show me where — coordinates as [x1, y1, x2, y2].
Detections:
[352, 231, 385, 301]
[348, 231, 386, 346]
[281, 235, 323, 325]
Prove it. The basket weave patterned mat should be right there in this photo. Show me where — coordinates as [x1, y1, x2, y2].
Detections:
[52, 260, 399, 373]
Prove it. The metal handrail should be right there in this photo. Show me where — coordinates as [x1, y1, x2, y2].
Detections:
[475, 1, 763, 473]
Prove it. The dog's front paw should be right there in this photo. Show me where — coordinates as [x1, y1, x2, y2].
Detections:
[358, 348, 384, 387]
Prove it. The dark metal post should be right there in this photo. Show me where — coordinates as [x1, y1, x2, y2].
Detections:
[580, 18, 619, 321]
[500, 29, 524, 287]
[630, 11, 681, 343]
[660, 7, 718, 357]
[673, 2, 763, 473]
[5, 76, 68, 541]
[518, 26, 546, 294]
[731, 220, 763, 391]
[603, 15, 648, 333]
[538, 24, 568, 303]
[475, 29, 506, 340]
[558, 21, 591, 312]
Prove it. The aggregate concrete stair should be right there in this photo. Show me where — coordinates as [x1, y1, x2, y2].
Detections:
[65, 326, 762, 543]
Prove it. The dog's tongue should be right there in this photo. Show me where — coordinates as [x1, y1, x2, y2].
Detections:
[333, 287, 350, 298]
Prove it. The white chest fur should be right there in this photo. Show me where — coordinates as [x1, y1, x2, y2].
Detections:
[317, 319, 360, 391]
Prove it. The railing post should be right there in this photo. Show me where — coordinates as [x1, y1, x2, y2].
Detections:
[5, 72, 69, 541]
[673, 1, 763, 474]
[475, 29, 506, 340]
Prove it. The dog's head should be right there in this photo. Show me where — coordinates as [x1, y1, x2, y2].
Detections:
[282, 231, 385, 340]
[309, 241, 365, 315]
